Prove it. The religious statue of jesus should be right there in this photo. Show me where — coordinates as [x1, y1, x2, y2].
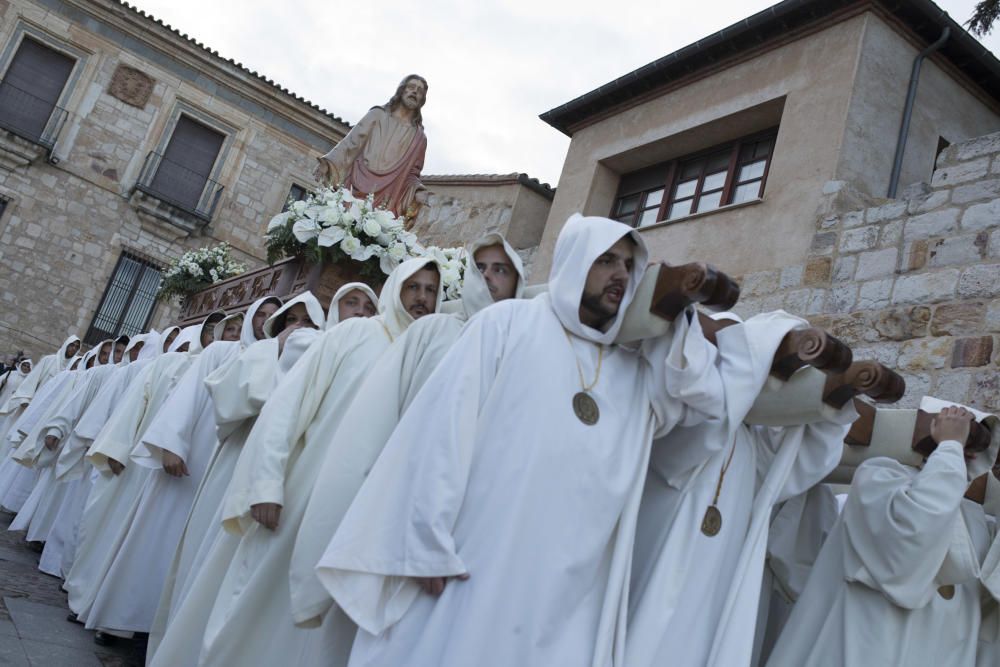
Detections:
[313, 74, 430, 227]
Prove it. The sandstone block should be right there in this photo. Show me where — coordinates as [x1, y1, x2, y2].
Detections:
[840, 225, 878, 253]
[856, 248, 898, 280]
[933, 372, 973, 402]
[903, 208, 960, 241]
[857, 278, 894, 310]
[988, 300, 1000, 332]
[804, 257, 831, 286]
[894, 373, 931, 407]
[874, 306, 931, 341]
[958, 264, 1000, 299]
[879, 219, 904, 248]
[841, 210, 864, 229]
[852, 342, 900, 367]
[952, 179, 1000, 205]
[904, 240, 929, 271]
[827, 311, 880, 344]
[992, 229, 1000, 258]
[810, 232, 836, 256]
[907, 190, 950, 216]
[832, 256, 857, 283]
[961, 198, 1000, 232]
[928, 234, 986, 267]
[898, 337, 952, 370]
[780, 265, 804, 289]
[892, 269, 959, 305]
[866, 201, 907, 223]
[932, 302, 985, 336]
[828, 284, 857, 314]
[951, 336, 994, 368]
[970, 370, 1000, 411]
[948, 132, 1000, 163]
[931, 157, 990, 187]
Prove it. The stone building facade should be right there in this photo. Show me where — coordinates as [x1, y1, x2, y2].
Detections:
[730, 130, 1000, 410]
[0, 0, 552, 359]
[535, 0, 1000, 410]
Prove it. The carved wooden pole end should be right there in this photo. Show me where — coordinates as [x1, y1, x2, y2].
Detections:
[650, 263, 740, 322]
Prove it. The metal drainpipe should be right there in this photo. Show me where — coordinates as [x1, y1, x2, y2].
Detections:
[888, 26, 950, 198]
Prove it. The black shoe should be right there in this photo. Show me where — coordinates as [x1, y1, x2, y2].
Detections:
[66, 612, 82, 625]
[25, 541, 43, 553]
[93, 631, 116, 646]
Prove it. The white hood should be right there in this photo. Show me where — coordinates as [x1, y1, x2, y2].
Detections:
[55, 335, 81, 371]
[547, 213, 648, 345]
[264, 292, 325, 338]
[378, 257, 444, 339]
[241, 296, 283, 345]
[190, 310, 226, 355]
[170, 325, 201, 354]
[460, 233, 527, 320]
[326, 282, 379, 329]
[213, 313, 245, 346]
[120, 333, 149, 366]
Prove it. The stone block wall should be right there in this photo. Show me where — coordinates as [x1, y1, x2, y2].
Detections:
[732, 131, 1000, 410]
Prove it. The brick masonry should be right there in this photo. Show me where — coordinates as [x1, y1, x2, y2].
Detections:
[732, 130, 1000, 410]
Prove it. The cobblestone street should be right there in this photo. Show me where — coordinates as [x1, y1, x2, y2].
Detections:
[0, 512, 145, 666]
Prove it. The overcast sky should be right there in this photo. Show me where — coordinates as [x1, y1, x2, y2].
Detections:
[129, 0, 1000, 186]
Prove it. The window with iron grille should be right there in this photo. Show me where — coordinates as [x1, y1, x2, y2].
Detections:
[84, 251, 163, 345]
[281, 183, 310, 212]
[612, 129, 778, 228]
[0, 37, 74, 147]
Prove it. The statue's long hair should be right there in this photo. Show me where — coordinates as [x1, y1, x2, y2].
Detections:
[385, 74, 428, 128]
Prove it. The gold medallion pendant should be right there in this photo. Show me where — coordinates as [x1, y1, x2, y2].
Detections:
[572, 391, 600, 426]
[701, 505, 722, 537]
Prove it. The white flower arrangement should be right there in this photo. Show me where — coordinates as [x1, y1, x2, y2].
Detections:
[158, 243, 247, 301]
[265, 186, 466, 300]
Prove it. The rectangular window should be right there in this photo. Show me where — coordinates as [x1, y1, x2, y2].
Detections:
[146, 115, 226, 215]
[84, 251, 162, 345]
[0, 197, 7, 220]
[0, 37, 74, 145]
[612, 129, 777, 228]
[281, 183, 310, 212]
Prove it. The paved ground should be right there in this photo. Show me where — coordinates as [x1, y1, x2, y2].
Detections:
[0, 511, 146, 666]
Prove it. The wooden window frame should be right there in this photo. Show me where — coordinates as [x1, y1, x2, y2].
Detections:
[612, 128, 778, 228]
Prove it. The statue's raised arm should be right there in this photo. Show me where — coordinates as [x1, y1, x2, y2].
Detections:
[314, 74, 429, 226]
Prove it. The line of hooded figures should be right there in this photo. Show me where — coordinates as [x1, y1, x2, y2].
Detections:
[0, 213, 997, 667]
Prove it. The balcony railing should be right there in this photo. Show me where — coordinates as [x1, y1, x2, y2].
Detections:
[0, 80, 69, 151]
[135, 150, 224, 221]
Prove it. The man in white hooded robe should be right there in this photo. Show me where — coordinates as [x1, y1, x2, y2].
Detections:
[765, 401, 1000, 667]
[316, 213, 726, 667]
[148, 287, 377, 666]
[64, 323, 204, 630]
[288, 233, 525, 636]
[196, 258, 441, 667]
[625, 311, 857, 667]
[83, 313, 235, 637]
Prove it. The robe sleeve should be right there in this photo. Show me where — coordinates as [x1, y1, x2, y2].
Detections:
[752, 402, 857, 504]
[315, 307, 508, 635]
[979, 475, 1000, 602]
[204, 341, 279, 442]
[767, 485, 841, 602]
[841, 441, 970, 608]
[56, 371, 126, 480]
[86, 365, 154, 473]
[133, 352, 212, 467]
[220, 320, 385, 534]
[643, 307, 725, 439]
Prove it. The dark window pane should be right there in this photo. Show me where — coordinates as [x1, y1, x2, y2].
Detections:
[753, 138, 774, 159]
[618, 163, 671, 196]
[644, 188, 664, 208]
[706, 150, 730, 172]
[85, 252, 162, 345]
[679, 161, 702, 180]
[0, 38, 74, 140]
[282, 183, 309, 211]
[0, 199, 7, 219]
[738, 160, 766, 182]
[638, 208, 659, 227]
[149, 116, 225, 212]
[668, 199, 693, 220]
[696, 190, 723, 212]
[702, 170, 727, 192]
[732, 181, 762, 204]
[674, 179, 698, 200]
[616, 194, 641, 217]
